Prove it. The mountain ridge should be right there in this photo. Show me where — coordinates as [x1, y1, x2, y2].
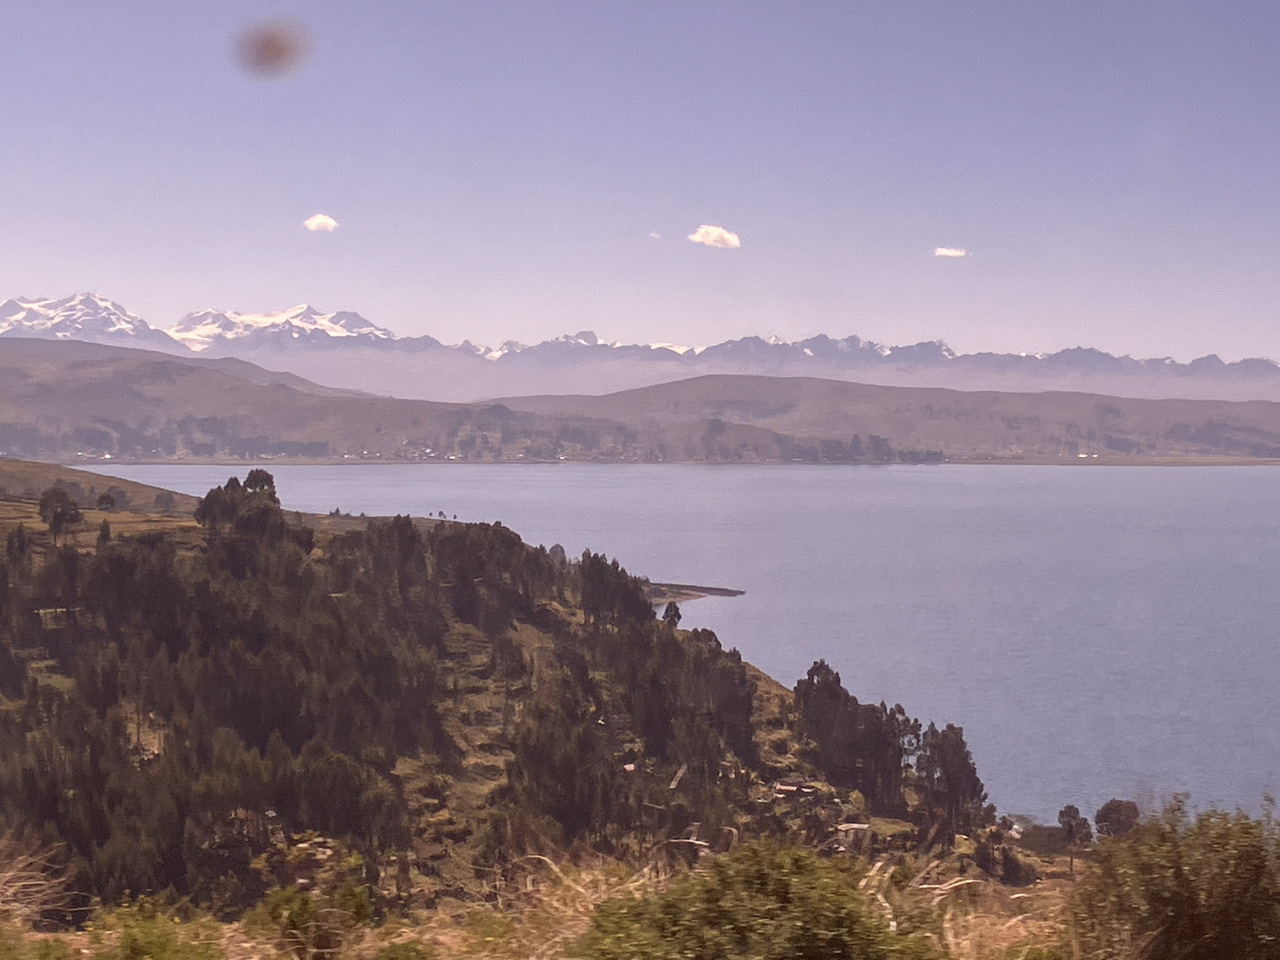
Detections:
[5, 292, 1280, 403]
[0, 293, 185, 354]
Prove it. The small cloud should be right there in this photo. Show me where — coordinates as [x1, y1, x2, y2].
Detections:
[934, 247, 967, 258]
[304, 213, 339, 232]
[688, 224, 741, 249]
[648, 231, 662, 240]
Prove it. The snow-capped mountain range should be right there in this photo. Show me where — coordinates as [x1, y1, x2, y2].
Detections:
[0, 293, 182, 352]
[168, 304, 396, 352]
[0, 292, 966, 362]
[3, 292, 1280, 404]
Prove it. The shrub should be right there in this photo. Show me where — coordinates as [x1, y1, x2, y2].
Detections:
[93, 898, 225, 960]
[262, 888, 355, 960]
[999, 847, 1037, 887]
[573, 841, 939, 960]
[1071, 798, 1280, 960]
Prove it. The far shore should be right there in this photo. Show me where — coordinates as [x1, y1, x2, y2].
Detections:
[645, 582, 746, 604]
[63, 454, 1280, 469]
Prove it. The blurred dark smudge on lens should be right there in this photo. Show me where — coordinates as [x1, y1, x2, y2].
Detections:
[234, 18, 312, 78]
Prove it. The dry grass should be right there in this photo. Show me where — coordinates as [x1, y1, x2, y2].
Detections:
[201, 856, 675, 960]
[852, 855, 1070, 960]
[933, 882, 1068, 959]
[0, 849, 1077, 960]
[414, 856, 670, 960]
[395, 850, 1070, 960]
[0, 834, 68, 926]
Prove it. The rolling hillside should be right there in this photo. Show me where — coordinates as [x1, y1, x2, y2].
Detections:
[0, 340, 628, 462]
[498, 375, 1280, 462]
[8, 339, 1280, 464]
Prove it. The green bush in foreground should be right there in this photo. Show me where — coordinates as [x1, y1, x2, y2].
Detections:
[573, 841, 939, 960]
[0, 906, 224, 960]
[1071, 798, 1280, 960]
[100, 902, 225, 960]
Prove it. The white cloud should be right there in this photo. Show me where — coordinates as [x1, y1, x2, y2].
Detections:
[304, 213, 339, 232]
[648, 231, 662, 240]
[934, 246, 967, 258]
[688, 224, 741, 249]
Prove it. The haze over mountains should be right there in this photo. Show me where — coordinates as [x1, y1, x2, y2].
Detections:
[6, 338, 1280, 465]
[5, 292, 1280, 403]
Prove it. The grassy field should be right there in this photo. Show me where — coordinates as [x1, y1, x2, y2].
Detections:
[0, 853, 1079, 960]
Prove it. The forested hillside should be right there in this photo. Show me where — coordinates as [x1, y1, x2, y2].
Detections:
[4, 471, 1278, 958]
[0, 471, 988, 921]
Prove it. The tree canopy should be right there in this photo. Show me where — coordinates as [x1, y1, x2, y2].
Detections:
[37, 487, 81, 545]
[0, 473, 992, 921]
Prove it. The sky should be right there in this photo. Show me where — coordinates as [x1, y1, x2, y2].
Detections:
[3, 1, 1279, 360]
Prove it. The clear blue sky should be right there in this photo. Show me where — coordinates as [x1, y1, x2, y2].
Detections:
[3, 1, 1278, 359]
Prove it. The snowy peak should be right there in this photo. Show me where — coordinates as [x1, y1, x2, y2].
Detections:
[882, 339, 958, 363]
[451, 339, 493, 358]
[0, 293, 183, 351]
[697, 333, 899, 363]
[0, 298, 30, 322]
[560, 330, 606, 347]
[488, 340, 529, 359]
[448, 333, 618, 361]
[167, 304, 395, 353]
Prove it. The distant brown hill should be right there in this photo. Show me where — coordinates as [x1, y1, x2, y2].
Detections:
[498, 374, 1280, 462]
[7, 339, 1280, 464]
[0, 339, 629, 462]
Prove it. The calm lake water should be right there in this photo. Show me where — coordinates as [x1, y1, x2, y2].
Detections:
[82, 462, 1280, 822]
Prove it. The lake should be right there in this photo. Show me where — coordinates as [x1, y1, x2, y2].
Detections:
[81, 462, 1280, 823]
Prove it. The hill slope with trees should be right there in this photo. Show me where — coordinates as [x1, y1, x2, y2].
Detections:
[1, 466, 1277, 957]
[0, 468, 990, 922]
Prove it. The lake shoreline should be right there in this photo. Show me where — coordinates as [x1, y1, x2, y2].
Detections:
[63, 455, 1280, 468]
[646, 581, 746, 603]
[62, 458, 1280, 820]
